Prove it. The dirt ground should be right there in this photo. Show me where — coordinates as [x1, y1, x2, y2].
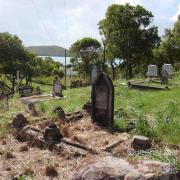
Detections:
[0, 114, 130, 180]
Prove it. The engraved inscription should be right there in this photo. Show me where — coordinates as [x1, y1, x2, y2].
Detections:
[95, 85, 107, 109]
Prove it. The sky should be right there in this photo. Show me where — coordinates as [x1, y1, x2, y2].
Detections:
[0, 0, 179, 49]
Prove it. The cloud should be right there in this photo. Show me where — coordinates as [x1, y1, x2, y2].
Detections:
[0, 0, 178, 48]
[171, 2, 180, 21]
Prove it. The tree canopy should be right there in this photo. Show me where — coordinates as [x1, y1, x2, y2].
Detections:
[99, 3, 160, 79]
[70, 37, 102, 80]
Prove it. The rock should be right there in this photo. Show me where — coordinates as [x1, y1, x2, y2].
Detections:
[12, 113, 28, 128]
[70, 156, 179, 180]
[131, 135, 152, 150]
[53, 106, 66, 121]
[28, 103, 38, 116]
[43, 123, 63, 144]
[83, 101, 92, 114]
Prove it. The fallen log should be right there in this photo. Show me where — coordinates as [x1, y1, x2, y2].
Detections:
[55, 143, 87, 157]
[62, 138, 98, 154]
[104, 139, 125, 152]
[22, 125, 44, 133]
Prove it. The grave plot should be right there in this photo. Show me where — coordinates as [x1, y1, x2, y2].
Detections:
[127, 81, 169, 90]
[0, 109, 179, 179]
[21, 94, 62, 105]
[127, 64, 175, 90]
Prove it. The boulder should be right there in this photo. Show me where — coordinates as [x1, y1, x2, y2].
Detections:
[12, 113, 28, 128]
[70, 156, 179, 180]
[131, 135, 152, 150]
[53, 106, 66, 121]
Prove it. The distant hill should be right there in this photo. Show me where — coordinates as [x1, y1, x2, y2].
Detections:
[27, 45, 70, 57]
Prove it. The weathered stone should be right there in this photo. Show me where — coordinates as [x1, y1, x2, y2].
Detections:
[161, 69, 168, 84]
[35, 86, 42, 94]
[83, 101, 92, 114]
[53, 106, 66, 120]
[43, 123, 63, 144]
[92, 72, 114, 127]
[70, 156, 179, 180]
[131, 135, 152, 150]
[12, 113, 28, 128]
[53, 80, 63, 97]
[28, 103, 38, 116]
[91, 65, 98, 84]
[147, 65, 158, 77]
[19, 85, 33, 97]
[163, 64, 173, 79]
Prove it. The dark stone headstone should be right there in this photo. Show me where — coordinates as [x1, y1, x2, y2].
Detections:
[19, 85, 33, 97]
[53, 106, 66, 121]
[12, 113, 28, 128]
[43, 123, 63, 144]
[92, 72, 114, 127]
[161, 69, 168, 84]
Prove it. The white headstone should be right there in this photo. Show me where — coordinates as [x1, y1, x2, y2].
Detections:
[147, 65, 158, 77]
[91, 66, 98, 83]
[163, 64, 173, 77]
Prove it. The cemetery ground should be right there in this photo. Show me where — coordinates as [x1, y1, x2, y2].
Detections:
[0, 74, 180, 179]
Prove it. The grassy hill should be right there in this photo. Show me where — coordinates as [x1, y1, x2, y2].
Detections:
[27, 45, 70, 57]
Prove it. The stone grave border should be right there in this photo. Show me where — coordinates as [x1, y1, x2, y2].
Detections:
[21, 94, 64, 105]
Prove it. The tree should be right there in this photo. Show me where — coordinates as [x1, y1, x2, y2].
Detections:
[153, 15, 180, 68]
[0, 32, 30, 91]
[70, 37, 102, 80]
[99, 4, 160, 79]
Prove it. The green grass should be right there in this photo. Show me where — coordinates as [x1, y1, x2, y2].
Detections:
[128, 148, 180, 171]
[32, 75, 180, 145]
[1, 75, 180, 145]
[36, 86, 91, 115]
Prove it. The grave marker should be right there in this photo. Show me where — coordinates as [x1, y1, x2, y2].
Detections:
[53, 80, 63, 97]
[163, 64, 173, 79]
[92, 72, 114, 127]
[19, 85, 33, 97]
[147, 65, 158, 77]
[161, 69, 168, 84]
[91, 65, 98, 84]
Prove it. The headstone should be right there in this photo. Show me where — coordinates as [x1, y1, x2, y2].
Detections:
[35, 86, 42, 95]
[43, 123, 63, 144]
[92, 72, 114, 127]
[19, 85, 33, 97]
[53, 80, 63, 97]
[163, 64, 173, 79]
[147, 65, 158, 77]
[91, 65, 98, 84]
[161, 69, 168, 84]
[12, 113, 28, 128]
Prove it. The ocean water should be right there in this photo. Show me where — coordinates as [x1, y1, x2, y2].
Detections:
[41, 56, 71, 65]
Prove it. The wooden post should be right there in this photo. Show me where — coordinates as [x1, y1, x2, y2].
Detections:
[65, 50, 67, 88]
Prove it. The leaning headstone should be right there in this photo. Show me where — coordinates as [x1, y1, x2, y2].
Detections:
[147, 65, 158, 77]
[163, 64, 173, 79]
[161, 69, 168, 84]
[92, 72, 114, 127]
[53, 80, 63, 97]
[91, 65, 98, 84]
